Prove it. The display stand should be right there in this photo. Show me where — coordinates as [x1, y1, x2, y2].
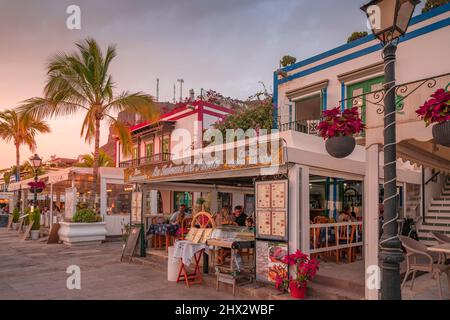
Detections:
[175, 211, 215, 287]
[176, 249, 205, 287]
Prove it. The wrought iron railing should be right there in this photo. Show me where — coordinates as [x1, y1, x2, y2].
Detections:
[278, 119, 320, 135]
[119, 153, 171, 168]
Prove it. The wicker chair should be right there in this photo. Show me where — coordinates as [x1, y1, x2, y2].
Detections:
[399, 235, 450, 299]
[431, 232, 450, 244]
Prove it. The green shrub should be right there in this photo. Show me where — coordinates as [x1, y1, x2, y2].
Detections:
[12, 207, 20, 223]
[347, 31, 368, 43]
[29, 208, 41, 230]
[72, 209, 102, 223]
[23, 207, 31, 225]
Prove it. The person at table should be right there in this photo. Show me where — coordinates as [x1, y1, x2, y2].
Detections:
[233, 205, 247, 226]
[214, 206, 234, 225]
[338, 206, 355, 222]
[169, 204, 188, 224]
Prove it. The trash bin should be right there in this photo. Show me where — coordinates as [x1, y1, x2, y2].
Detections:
[167, 246, 181, 282]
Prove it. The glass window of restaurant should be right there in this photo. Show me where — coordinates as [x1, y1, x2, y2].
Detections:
[146, 140, 154, 158]
[218, 192, 232, 210]
[173, 191, 192, 213]
[106, 183, 133, 215]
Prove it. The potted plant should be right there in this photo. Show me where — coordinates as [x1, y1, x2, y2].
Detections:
[416, 87, 450, 147]
[29, 208, 41, 240]
[12, 207, 20, 230]
[22, 207, 31, 231]
[318, 107, 365, 158]
[58, 209, 107, 246]
[28, 181, 46, 194]
[275, 250, 319, 299]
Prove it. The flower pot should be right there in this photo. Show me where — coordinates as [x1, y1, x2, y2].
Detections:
[325, 136, 356, 158]
[12, 222, 19, 230]
[432, 121, 450, 147]
[57, 222, 107, 246]
[289, 283, 307, 299]
[30, 230, 40, 240]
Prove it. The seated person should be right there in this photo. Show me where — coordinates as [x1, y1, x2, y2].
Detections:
[214, 206, 234, 226]
[169, 204, 188, 224]
[233, 205, 247, 227]
[245, 216, 255, 231]
[338, 206, 354, 222]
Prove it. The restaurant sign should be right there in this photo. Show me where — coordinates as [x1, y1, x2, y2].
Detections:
[125, 140, 285, 182]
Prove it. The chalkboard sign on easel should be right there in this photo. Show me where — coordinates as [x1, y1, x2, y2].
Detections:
[120, 226, 141, 262]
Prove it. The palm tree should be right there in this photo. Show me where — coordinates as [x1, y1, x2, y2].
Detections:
[76, 150, 114, 168]
[0, 110, 50, 207]
[18, 38, 158, 207]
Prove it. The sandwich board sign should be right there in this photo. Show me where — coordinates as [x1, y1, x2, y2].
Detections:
[120, 226, 141, 262]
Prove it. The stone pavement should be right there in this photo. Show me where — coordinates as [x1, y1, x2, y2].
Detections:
[0, 229, 241, 300]
[402, 272, 450, 300]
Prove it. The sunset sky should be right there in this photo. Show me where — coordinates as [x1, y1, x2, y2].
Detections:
[0, 0, 424, 169]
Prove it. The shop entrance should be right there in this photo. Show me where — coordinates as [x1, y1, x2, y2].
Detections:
[308, 174, 365, 293]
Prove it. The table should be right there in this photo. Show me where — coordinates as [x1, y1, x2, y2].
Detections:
[173, 240, 209, 287]
[427, 243, 450, 264]
[147, 223, 179, 251]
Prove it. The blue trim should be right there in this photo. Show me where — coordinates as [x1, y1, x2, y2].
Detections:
[321, 88, 328, 111]
[325, 177, 330, 218]
[279, 3, 450, 74]
[333, 179, 337, 220]
[273, 71, 278, 129]
[278, 18, 449, 85]
[341, 83, 346, 111]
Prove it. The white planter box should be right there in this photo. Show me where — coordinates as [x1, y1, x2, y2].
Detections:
[58, 222, 107, 246]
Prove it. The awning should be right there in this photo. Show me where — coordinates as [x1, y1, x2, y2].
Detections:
[398, 140, 450, 175]
[7, 167, 94, 192]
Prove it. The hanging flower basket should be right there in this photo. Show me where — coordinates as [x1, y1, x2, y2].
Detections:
[416, 88, 450, 147]
[325, 136, 356, 158]
[318, 107, 365, 158]
[28, 181, 46, 194]
[432, 121, 450, 147]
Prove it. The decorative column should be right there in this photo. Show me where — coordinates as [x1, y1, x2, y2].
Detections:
[379, 42, 404, 300]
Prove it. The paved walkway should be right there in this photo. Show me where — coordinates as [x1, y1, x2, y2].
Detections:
[0, 229, 239, 300]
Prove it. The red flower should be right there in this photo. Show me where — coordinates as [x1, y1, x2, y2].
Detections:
[416, 88, 450, 126]
[318, 107, 365, 139]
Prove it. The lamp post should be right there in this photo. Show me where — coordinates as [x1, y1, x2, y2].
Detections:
[30, 154, 42, 208]
[361, 0, 419, 300]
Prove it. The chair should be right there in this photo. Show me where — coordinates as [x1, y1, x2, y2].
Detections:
[313, 216, 329, 224]
[336, 225, 357, 263]
[431, 232, 450, 264]
[399, 235, 450, 299]
[431, 232, 450, 244]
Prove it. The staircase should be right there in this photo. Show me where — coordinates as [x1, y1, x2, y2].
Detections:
[418, 177, 450, 246]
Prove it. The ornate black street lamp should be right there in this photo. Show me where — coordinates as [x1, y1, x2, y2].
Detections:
[361, 0, 420, 300]
[30, 153, 42, 208]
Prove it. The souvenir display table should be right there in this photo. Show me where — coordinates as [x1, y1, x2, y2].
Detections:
[173, 211, 216, 287]
[207, 225, 255, 295]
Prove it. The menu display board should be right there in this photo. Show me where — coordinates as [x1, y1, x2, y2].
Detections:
[255, 180, 288, 241]
[257, 211, 271, 236]
[271, 211, 286, 238]
[255, 240, 288, 283]
[257, 184, 271, 208]
[271, 182, 286, 209]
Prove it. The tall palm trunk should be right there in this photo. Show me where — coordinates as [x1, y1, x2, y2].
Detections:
[15, 142, 21, 209]
[90, 118, 101, 209]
